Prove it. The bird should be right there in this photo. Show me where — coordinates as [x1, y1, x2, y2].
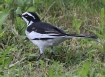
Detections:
[17, 12, 97, 60]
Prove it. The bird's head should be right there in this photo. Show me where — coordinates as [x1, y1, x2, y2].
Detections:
[17, 12, 40, 26]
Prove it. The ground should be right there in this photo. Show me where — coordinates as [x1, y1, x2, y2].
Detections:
[0, 0, 105, 77]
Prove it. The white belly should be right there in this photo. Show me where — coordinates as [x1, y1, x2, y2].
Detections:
[31, 37, 66, 48]
[25, 30, 66, 48]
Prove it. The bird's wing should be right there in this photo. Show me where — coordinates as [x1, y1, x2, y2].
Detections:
[26, 22, 67, 40]
[27, 22, 67, 35]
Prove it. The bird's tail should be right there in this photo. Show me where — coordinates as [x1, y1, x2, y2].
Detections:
[65, 34, 98, 39]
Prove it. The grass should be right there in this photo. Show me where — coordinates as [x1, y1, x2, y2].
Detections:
[0, 0, 105, 77]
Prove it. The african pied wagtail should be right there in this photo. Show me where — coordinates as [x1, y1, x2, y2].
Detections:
[17, 12, 97, 60]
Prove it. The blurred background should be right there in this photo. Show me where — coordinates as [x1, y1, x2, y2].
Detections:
[0, 0, 105, 77]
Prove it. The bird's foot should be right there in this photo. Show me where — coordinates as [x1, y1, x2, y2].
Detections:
[48, 52, 55, 59]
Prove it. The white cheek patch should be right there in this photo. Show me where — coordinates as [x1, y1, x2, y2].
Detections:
[28, 21, 34, 26]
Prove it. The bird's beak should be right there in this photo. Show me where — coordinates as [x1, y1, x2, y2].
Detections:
[17, 14, 22, 17]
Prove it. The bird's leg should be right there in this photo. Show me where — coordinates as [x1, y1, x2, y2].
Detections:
[49, 46, 55, 59]
[36, 53, 43, 61]
[36, 47, 44, 61]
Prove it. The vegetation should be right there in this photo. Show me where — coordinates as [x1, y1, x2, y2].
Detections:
[0, 0, 105, 77]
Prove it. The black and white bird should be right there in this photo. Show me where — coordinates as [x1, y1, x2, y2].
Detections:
[17, 12, 97, 60]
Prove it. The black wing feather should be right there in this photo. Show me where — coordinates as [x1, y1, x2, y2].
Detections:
[27, 22, 67, 35]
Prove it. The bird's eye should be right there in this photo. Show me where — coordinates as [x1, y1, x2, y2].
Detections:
[23, 14, 28, 18]
[24, 15, 28, 17]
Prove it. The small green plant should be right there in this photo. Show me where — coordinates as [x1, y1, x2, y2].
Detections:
[72, 16, 82, 34]
[0, 45, 14, 76]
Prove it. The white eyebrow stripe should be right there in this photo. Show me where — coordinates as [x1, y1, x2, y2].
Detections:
[22, 12, 35, 19]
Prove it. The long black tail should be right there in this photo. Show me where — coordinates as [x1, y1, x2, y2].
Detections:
[66, 34, 98, 39]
